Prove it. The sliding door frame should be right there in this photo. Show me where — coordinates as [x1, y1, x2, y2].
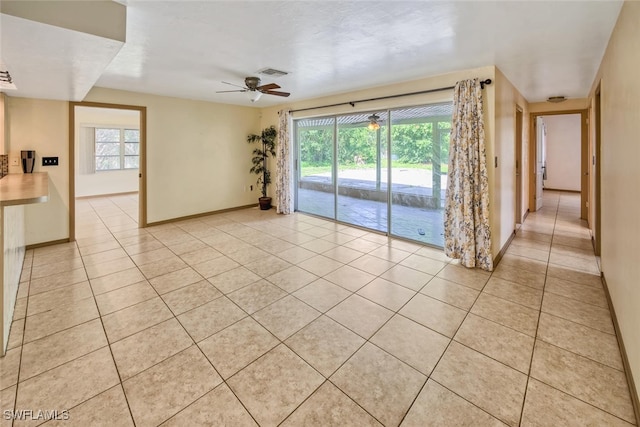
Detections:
[294, 103, 452, 247]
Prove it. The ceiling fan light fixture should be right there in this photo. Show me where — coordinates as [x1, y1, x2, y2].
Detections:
[368, 114, 381, 130]
[248, 90, 262, 103]
[547, 96, 566, 103]
[217, 76, 290, 100]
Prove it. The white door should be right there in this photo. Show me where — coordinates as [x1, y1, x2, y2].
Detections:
[536, 117, 546, 210]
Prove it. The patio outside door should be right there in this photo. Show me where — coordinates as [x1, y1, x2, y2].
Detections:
[336, 112, 388, 232]
[295, 117, 335, 218]
[389, 105, 452, 247]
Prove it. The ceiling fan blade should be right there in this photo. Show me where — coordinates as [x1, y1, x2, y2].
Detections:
[221, 81, 247, 89]
[264, 90, 290, 97]
[216, 89, 247, 93]
[257, 83, 280, 91]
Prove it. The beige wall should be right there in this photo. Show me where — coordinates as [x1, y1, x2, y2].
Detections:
[261, 66, 535, 260]
[494, 68, 530, 252]
[543, 114, 581, 191]
[588, 0, 640, 400]
[5, 89, 262, 243]
[83, 88, 262, 223]
[0, 93, 6, 154]
[5, 97, 69, 245]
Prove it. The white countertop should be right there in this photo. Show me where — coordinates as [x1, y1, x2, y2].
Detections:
[0, 172, 49, 206]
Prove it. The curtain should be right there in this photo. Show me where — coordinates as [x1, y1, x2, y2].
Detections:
[275, 109, 293, 214]
[79, 127, 95, 174]
[444, 78, 493, 271]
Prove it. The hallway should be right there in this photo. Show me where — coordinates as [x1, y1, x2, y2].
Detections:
[0, 191, 635, 426]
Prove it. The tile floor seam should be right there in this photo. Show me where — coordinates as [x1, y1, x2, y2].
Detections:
[450, 338, 533, 377]
[271, 319, 385, 419]
[9, 249, 33, 426]
[400, 264, 500, 425]
[486, 273, 545, 292]
[393, 266, 490, 425]
[216, 343, 315, 426]
[78, 204, 142, 426]
[280, 325, 362, 378]
[537, 310, 616, 338]
[279, 293, 431, 424]
[532, 337, 626, 373]
[517, 191, 559, 427]
[162, 380, 262, 427]
[171, 299, 245, 345]
[542, 288, 610, 310]
[99, 303, 174, 344]
[537, 307, 616, 337]
[525, 376, 637, 426]
[428, 378, 510, 426]
[290, 285, 352, 314]
[476, 289, 544, 315]
[543, 272, 604, 288]
[331, 367, 404, 425]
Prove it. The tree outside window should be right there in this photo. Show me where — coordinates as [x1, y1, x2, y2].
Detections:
[95, 128, 139, 171]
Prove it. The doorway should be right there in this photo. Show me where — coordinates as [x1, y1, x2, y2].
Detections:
[529, 110, 588, 219]
[69, 102, 147, 241]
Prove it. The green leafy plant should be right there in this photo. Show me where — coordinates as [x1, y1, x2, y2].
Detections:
[247, 125, 277, 198]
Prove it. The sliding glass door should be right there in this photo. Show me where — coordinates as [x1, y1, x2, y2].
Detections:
[295, 117, 335, 218]
[389, 104, 452, 246]
[336, 112, 388, 232]
[295, 102, 452, 248]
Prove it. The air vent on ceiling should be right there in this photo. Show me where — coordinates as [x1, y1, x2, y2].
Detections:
[0, 65, 16, 90]
[257, 68, 289, 78]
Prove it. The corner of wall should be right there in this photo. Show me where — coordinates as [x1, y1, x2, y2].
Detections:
[490, 67, 530, 259]
[6, 97, 70, 245]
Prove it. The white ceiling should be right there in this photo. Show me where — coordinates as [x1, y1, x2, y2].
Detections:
[0, 13, 124, 101]
[1, 1, 624, 106]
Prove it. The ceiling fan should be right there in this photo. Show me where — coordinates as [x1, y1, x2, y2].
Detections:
[216, 77, 290, 102]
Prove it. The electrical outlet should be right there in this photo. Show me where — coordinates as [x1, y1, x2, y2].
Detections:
[42, 157, 59, 166]
[10, 157, 19, 166]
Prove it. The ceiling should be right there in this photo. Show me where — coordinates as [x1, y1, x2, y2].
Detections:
[1, 1, 623, 106]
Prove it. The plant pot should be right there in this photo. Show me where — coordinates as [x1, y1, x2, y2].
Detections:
[258, 197, 272, 210]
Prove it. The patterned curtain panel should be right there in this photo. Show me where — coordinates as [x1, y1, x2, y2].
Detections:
[275, 109, 293, 214]
[444, 78, 493, 271]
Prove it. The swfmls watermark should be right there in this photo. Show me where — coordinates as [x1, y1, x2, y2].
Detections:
[3, 410, 70, 421]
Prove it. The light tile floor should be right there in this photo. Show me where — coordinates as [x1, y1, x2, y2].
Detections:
[1, 191, 637, 426]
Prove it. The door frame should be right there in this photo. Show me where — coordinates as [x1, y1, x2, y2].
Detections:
[594, 86, 602, 255]
[528, 109, 588, 218]
[515, 106, 523, 224]
[68, 101, 147, 241]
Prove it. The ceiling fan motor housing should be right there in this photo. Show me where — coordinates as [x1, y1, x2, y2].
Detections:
[245, 77, 261, 90]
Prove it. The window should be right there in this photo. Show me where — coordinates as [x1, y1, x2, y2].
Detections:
[95, 128, 140, 171]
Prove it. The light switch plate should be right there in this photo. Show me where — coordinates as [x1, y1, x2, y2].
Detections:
[42, 157, 59, 166]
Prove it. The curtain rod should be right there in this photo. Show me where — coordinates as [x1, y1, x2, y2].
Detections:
[288, 78, 492, 114]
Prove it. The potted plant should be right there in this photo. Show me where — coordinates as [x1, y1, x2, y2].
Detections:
[248, 125, 277, 210]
